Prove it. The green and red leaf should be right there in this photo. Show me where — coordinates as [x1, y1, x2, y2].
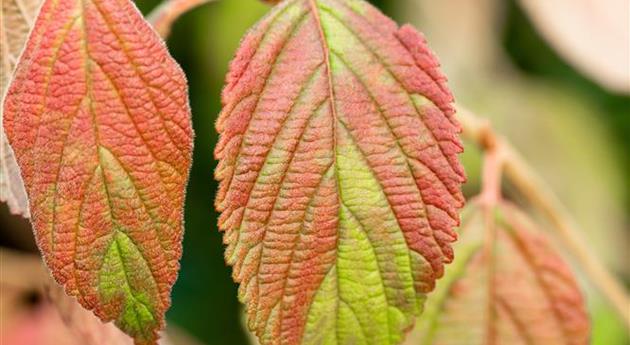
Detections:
[2, 0, 193, 343]
[412, 202, 590, 345]
[215, 0, 465, 344]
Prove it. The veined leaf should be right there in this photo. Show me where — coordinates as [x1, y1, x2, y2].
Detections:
[2, 0, 193, 343]
[215, 0, 465, 344]
[1, 0, 41, 217]
[412, 202, 590, 345]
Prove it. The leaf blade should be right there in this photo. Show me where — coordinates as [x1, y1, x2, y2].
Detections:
[412, 202, 590, 345]
[2, 0, 193, 343]
[215, 0, 464, 344]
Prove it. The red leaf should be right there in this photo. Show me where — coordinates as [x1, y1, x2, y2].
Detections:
[215, 0, 465, 343]
[2, 0, 193, 343]
[412, 201, 590, 345]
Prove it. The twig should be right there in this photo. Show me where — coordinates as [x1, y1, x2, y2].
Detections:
[147, 0, 215, 39]
[479, 146, 503, 206]
[456, 105, 630, 329]
[0, 249, 181, 344]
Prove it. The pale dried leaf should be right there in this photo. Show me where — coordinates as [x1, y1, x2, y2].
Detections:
[47, 284, 135, 345]
[0, 0, 40, 217]
[519, 0, 630, 93]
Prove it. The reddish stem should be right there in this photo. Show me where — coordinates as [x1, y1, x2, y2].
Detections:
[147, 0, 214, 39]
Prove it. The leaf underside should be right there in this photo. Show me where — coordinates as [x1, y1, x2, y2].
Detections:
[1, 0, 41, 217]
[415, 202, 590, 345]
[2, 0, 193, 343]
[215, 0, 465, 344]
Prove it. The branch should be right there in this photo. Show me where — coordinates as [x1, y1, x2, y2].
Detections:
[456, 105, 630, 329]
[147, 0, 215, 39]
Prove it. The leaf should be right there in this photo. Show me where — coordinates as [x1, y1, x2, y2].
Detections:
[214, 0, 465, 344]
[260, 0, 283, 5]
[2, 0, 193, 342]
[0, 0, 41, 217]
[411, 202, 590, 345]
[48, 283, 135, 345]
[518, 0, 630, 94]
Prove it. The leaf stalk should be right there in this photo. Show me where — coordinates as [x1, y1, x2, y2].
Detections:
[456, 105, 630, 330]
[147, 0, 215, 38]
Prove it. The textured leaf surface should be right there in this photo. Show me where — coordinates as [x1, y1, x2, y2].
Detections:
[215, 0, 465, 344]
[412, 202, 590, 345]
[0, 0, 41, 216]
[2, 0, 193, 343]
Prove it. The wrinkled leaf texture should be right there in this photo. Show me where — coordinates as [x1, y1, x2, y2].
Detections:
[2, 0, 193, 343]
[215, 0, 465, 344]
[1, 0, 41, 216]
[413, 202, 590, 345]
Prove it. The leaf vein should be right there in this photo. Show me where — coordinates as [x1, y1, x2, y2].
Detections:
[90, 0, 190, 161]
[320, 7, 463, 181]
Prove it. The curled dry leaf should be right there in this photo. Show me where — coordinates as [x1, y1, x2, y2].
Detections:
[49, 284, 179, 345]
[518, 0, 630, 94]
[411, 201, 590, 345]
[47, 283, 134, 345]
[2, 0, 194, 343]
[0, 250, 176, 345]
[215, 0, 465, 344]
[0, 0, 41, 217]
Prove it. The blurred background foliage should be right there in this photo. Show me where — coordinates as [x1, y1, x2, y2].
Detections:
[1, 0, 628, 344]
